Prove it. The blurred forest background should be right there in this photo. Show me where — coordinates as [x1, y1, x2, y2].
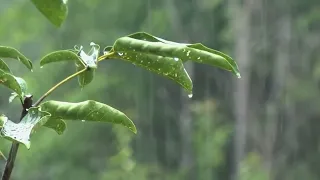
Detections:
[0, 0, 320, 179]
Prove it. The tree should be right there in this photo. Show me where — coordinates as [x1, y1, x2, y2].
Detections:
[0, 1, 240, 180]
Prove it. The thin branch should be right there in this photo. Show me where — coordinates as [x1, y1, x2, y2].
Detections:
[33, 68, 87, 107]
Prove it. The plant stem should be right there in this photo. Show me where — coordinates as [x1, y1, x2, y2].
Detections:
[33, 68, 87, 107]
[1, 95, 33, 180]
[98, 51, 114, 61]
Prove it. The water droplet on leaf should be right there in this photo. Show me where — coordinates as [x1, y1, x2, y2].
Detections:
[81, 120, 85, 122]
[118, 52, 124, 56]
[40, 66, 43, 69]
[173, 57, 179, 61]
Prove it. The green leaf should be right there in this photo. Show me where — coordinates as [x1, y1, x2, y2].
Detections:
[43, 118, 66, 135]
[0, 107, 51, 149]
[39, 50, 81, 67]
[76, 42, 100, 87]
[105, 47, 193, 94]
[0, 58, 11, 72]
[116, 32, 240, 77]
[0, 46, 33, 70]
[0, 69, 27, 98]
[31, 0, 68, 27]
[39, 100, 137, 133]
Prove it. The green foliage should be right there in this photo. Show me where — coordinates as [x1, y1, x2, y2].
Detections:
[0, 46, 33, 70]
[0, 69, 27, 99]
[0, 107, 50, 149]
[30, 0, 68, 27]
[103, 32, 239, 95]
[39, 100, 137, 133]
[0, 1, 243, 179]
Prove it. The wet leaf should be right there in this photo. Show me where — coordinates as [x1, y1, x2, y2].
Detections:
[31, 0, 68, 27]
[39, 50, 81, 67]
[105, 48, 193, 94]
[0, 107, 51, 149]
[0, 58, 11, 72]
[0, 46, 33, 70]
[76, 42, 99, 87]
[0, 69, 27, 98]
[39, 100, 137, 133]
[118, 32, 240, 77]
[43, 118, 66, 135]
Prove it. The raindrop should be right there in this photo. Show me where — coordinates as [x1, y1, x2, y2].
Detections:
[188, 93, 193, 98]
[81, 120, 85, 122]
[40, 66, 43, 69]
[173, 57, 179, 61]
[118, 52, 124, 56]
[236, 73, 241, 79]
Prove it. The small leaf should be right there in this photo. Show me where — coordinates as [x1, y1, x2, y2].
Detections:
[76, 42, 100, 87]
[117, 32, 240, 77]
[40, 50, 81, 67]
[31, 0, 68, 27]
[43, 118, 66, 135]
[0, 46, 33, 70]
[0, 58, 11, 72]
[39, 100, 137, 133]
[0, 69, 27, 98]
[0, 107, 51, 149]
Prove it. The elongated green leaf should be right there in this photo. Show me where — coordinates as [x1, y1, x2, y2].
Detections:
[0, 108, 51, 149]
[0, 69, 27, 98]
[0, 58, 11, 72]
[117, 32, 240, 77]
[0, 46, 33, 70]
[39, 100, 137, 133]
[105, 47, 193, 94]
[31, 0, 68, 27]
[40, 50, 81, 67]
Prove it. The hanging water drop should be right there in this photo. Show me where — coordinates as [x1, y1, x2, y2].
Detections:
[236, 73, 241, 79]
[173, 57, 179, 61]
[188, 94, 193, 98]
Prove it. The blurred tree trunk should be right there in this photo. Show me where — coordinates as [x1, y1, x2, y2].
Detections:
[165, 0, 195, 178]
[229, 0, 252, 179]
